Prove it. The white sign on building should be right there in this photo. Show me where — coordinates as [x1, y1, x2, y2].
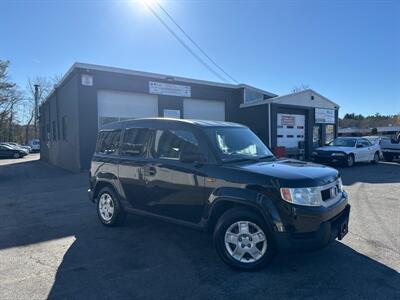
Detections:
[81, 74, 93, 86]
[163, 109, 181, 119]
[315, 108, 335, 124]
[149, 81, 191, 97]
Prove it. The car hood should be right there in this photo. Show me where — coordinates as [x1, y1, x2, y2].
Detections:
[230, 159, 339, 188]
[315, 146, 354, 153]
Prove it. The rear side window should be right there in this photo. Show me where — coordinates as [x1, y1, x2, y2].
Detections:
[121, 128, 150, 157]
[96, 130, 121, 154]
[152, 129, 200, 160]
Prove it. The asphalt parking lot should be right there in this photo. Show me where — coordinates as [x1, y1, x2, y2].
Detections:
[0, 154, 399, 300]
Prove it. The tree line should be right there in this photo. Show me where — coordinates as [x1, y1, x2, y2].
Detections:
[0, 59, 58, 144]
[340, 113, 400, 129]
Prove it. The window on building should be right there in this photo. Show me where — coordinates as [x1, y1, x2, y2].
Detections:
[95, 130, 121, 154]
[243, 88, 264, 104]
[152, 129, 200, 160]
[52, 121, 57, 141]
[325, 125, 335, 145]
[121, 128, 150, 157]
[62, 116, 68, 141]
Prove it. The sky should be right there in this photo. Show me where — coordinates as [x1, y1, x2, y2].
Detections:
[1, 0, 399, 119]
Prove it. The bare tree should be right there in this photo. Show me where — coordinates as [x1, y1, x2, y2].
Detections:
[291, 84, 310, 93]
[0, 60, 22, 142]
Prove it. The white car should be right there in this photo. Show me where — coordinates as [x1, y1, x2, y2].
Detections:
[28, 139, 40, 152]
[311, 137, 381, 167]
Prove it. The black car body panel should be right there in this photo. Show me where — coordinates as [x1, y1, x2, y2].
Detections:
[89, 118, 350, 251]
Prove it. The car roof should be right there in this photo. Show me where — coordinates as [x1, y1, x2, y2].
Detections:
[100, 118, 246, 131]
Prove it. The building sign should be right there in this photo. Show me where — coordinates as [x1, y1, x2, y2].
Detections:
[81, 74, 93, 86]
[315, 108, 335, 124]
[149, 81, 191, 97]
[163, 109, 181, 119]
[281, 115, 295, 126]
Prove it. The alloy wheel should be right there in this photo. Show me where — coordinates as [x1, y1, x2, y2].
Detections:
[347, 155, 354, 167]
[224, 221, 267, 263]
[98, 193, 115, 222]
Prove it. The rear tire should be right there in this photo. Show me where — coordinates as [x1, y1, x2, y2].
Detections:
[213, 208, 275, 270]
[96, 187, 126, 227]
[346, 154, 354, 167]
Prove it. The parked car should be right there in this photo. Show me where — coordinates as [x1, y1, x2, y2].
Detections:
[6, 142, 32, 153]
[380, 132, 400, 162]
[88, 118, 350, 270]
[312, 137, 381, 167]
[362, 136, 384, 159]
[0, 144, 28, 159]
[28, 139, 40, 152]
[0, 143, 29, 155]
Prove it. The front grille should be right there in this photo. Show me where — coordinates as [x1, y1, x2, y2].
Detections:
[321, 184, 341, 202]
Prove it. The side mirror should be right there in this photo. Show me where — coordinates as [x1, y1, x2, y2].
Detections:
[179, 151, 205, 163]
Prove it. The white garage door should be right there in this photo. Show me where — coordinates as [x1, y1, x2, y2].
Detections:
[97, 90, 158, 128]
[183, 99, 225, 121]
[277, 113, 305, 148]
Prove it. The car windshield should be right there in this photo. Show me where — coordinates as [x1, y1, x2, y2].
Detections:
[331, 138, 356, 147]
[205, 127, 274, 162]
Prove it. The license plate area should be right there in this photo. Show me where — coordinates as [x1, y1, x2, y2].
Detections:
[333, 206, 350, 240]
[337, 221, 348, 240]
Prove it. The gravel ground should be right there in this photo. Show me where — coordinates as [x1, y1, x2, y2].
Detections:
[0, 154, 399, 300]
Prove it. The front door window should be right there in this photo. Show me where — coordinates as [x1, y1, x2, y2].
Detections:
[313, 125, 321, 148]
[325, 125, 335, 145]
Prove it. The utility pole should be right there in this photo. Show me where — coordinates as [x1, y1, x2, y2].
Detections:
[34, 84, 39, 139]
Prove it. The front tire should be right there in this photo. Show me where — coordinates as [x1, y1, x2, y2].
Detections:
[346, 154, 354, 167]
[97, 187, 126, 226]
[371, 152, 380, 164]
[213, 208, 275, 270]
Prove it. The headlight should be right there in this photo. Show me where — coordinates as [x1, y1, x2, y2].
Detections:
[280, 187, 322, 206]
[331, 152, 345, 156]
[337, 177, 343, 191]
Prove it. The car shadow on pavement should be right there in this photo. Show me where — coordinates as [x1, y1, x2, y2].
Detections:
[1, 157, 399, 300]
[335, 161, 400, 185]
[46, 215, 400, 300]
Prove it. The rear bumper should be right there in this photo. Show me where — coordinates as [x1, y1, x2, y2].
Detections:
[273, 200, 350, 252]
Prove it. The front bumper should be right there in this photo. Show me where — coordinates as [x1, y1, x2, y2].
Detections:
[312, 155, 347, 165]
[273, 196, 350, 252]
[88, 188, 95, 203]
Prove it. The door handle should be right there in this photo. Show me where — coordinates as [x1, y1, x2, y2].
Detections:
[148, 166, 156, 176]
[143, 166, 157, 177]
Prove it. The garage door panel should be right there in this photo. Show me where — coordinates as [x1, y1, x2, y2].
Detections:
[277, 113, 305, 148]
[97, 90, 158, 128]
[183, 99, 225, 121]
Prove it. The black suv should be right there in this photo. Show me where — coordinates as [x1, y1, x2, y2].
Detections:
[88, 118, 350, 270]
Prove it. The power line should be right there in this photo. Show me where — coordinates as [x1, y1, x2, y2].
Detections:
[144, 3, 233, 83]
[156, 2, 239, 84]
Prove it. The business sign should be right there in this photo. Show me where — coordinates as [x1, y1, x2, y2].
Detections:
[280, 115, 295, 126]
[149, 81, 191, 97]
[315, 108, 335, 124]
